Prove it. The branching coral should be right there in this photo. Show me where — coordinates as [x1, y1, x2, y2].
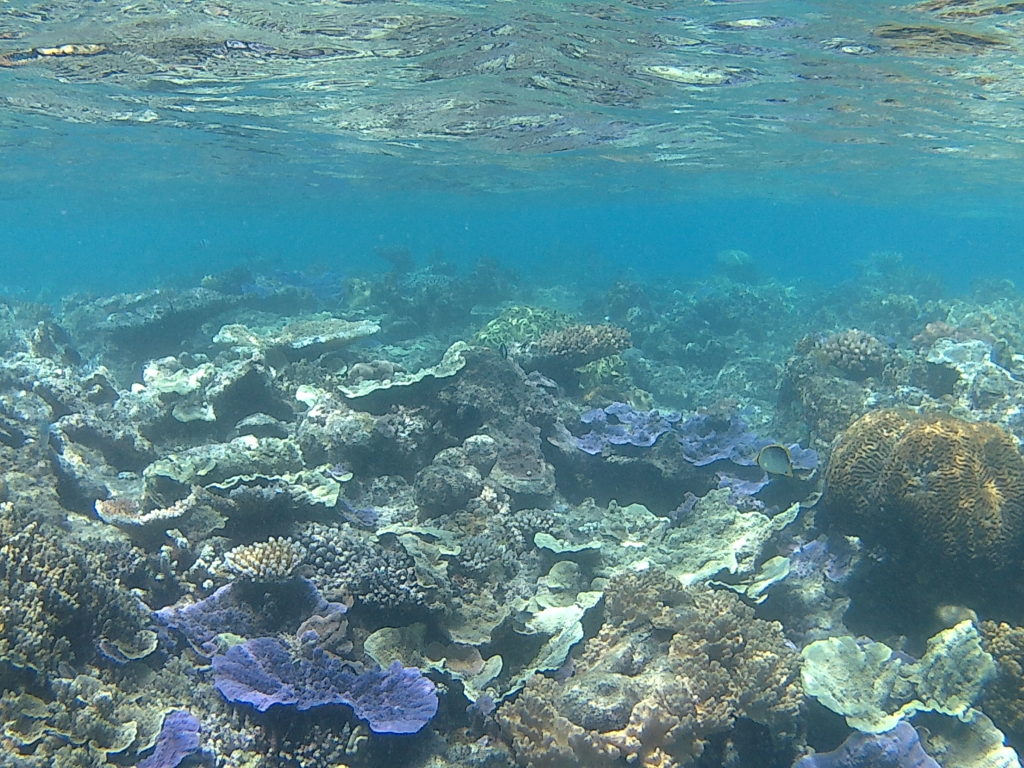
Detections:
[498, 569, 802, 768]
[534, 323, 631, 370]
[296, 522, 427, 610]
[981, 620, 1024, 743]
[223, 537, 306, 581]
[0, 505, 156, 677]
[814, 329, 890, 379]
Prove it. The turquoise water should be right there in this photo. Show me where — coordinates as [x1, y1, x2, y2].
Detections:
[7, 1, 1024, 767]
[4, 0, 1024, 295]
[8, 177, 1024, 297]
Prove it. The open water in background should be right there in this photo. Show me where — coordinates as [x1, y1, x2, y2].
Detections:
[7, 159, 1024, 298]
[3, 0, 1024, 294]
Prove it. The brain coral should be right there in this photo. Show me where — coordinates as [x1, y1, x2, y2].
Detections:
[824, 409, 1024, 577]
[497, 569, 802, 768]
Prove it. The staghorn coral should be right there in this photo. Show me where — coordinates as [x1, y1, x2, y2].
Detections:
[824, 409, 1024, 580]
[814, 328, 890, 379]
[223, 537, 306, 581]
[981, 620, 1024, 744]
[498, 569, 802, 768]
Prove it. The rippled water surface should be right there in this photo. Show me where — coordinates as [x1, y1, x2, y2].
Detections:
[4, 0, 1024, 189]
[3, 0, 1024, 292]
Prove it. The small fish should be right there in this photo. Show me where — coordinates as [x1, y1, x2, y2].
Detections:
[757, 443, 794, 477]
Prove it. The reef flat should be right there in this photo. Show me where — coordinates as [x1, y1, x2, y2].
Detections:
[1, 253, 1024, 768]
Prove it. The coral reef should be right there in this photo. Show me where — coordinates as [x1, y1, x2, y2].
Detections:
[814, 329, 891, 380]
[9, 260, 1024, 768]
[498, 569, 802, 768]
[823, 409, 1024, 587]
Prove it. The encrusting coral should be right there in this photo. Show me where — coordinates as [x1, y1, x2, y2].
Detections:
[497, 569, 802, 768]
[823, 409, 1024, 582]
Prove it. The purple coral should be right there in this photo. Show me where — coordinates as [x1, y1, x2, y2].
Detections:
[674, 412, 770, 467]
[341, 659, 441, 734]
[572, 402, 681, 455]
[793, 721, 939, 768]
[137, 710, 201, 768]
[571, 407, 819, 501]
[789, 444, 819, 474]
[154, 578, 344, 656]
[212, 637, 437, 734]
[788, 536, 857, 583]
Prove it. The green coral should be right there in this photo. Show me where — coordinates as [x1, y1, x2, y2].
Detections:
[578, 354, 652, 407]
[473, 306, 574, 348]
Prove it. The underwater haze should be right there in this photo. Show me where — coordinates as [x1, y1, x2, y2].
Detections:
[6, 1, 1024, 768]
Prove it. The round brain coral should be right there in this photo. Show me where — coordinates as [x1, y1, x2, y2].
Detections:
[824, 409, 1024, 577]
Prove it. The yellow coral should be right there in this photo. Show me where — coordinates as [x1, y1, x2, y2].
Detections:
[224, 537, 306, 581]
[824, 409, 1024, 572]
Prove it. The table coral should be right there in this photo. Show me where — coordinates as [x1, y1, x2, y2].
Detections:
[823, 409, 1024, 580]
[498, 569, 802, 768]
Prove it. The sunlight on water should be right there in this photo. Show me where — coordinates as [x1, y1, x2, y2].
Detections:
[2, 0, 1024, 198]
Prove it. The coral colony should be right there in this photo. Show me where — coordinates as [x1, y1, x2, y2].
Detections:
[2, 262, 1024, 768]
